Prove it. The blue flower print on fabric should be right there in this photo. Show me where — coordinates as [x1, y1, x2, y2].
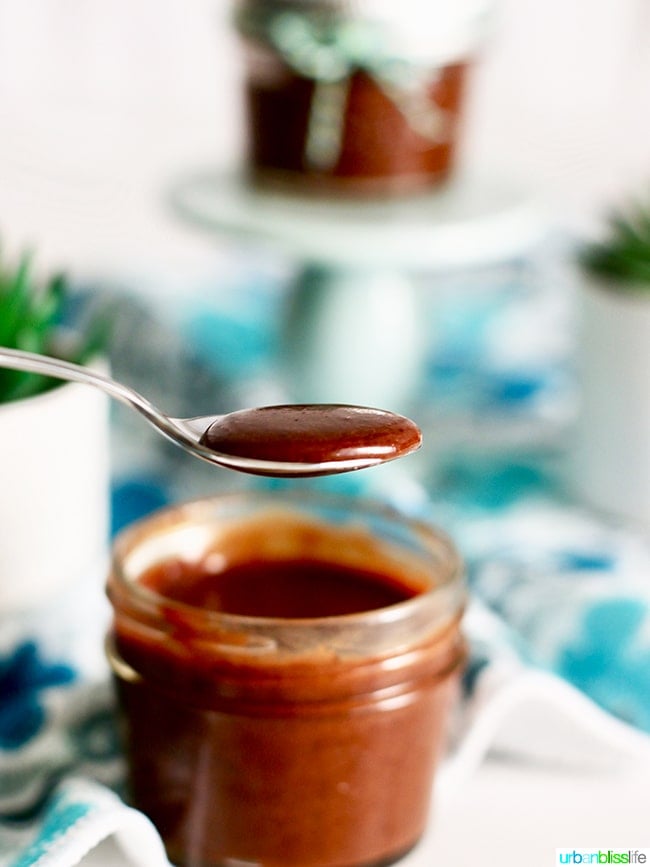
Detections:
[558, 598, 650, 733]
[0, 642, 75, 750]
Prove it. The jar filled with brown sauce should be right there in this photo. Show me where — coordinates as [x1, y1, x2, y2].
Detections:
[107, 491, 466, 867]
[234, 0, 492, 197]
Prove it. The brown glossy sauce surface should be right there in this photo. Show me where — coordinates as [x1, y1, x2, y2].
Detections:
[199, 404, 421, 465]
[140, 557, 416, 618]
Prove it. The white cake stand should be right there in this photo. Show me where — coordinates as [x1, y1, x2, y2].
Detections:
[170, 169, 544, 411]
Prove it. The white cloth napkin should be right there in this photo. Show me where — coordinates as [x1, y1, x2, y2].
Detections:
[6, 779, 168, 867]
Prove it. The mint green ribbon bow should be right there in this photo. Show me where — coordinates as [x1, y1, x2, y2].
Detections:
[238, 8, 450, 171]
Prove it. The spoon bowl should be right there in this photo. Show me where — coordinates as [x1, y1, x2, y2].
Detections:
[0, 347, 421, 477]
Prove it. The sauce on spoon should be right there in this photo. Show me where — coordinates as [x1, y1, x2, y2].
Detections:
[199, 404, 422, 473]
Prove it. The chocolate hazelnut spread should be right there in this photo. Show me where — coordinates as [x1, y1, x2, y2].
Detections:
[107, 495, 465, 867]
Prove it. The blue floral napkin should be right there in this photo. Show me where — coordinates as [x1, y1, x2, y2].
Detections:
[459, 502, 650, 733]
[0, 561, 169, 867]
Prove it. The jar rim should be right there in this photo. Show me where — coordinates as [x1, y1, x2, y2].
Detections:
[108, 490, 465, 638]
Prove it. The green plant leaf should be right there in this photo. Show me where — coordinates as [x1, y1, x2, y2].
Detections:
[0, 252, 32, 346]
[581, 196, 650, 290]
[0, 249, 110, 403]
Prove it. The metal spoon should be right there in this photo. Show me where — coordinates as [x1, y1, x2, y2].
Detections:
[0, 347, 421, 477]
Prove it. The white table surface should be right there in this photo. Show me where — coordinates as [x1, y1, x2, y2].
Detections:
[80, 757, 650, 867]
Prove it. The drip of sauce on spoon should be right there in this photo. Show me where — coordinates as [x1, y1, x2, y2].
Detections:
[199, 404, 421, 477]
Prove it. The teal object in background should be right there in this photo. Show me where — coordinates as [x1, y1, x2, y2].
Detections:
[281, 264, 425, 413]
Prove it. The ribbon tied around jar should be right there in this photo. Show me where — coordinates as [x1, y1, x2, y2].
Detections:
[237, 6, 453, 172]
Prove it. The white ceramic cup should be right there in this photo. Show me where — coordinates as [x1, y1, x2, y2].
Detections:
[0, 376, 110, 611]
[569, 278, 650, 529]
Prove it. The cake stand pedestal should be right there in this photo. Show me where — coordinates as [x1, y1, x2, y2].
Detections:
[170, 169, 542, 412]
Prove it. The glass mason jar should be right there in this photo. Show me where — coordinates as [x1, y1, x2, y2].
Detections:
[107, 491, 466, 867]
[233, 0, 492, 197]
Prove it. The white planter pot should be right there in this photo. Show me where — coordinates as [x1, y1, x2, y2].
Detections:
[0, 376, 110, 612]
[569, 277, 650, 528]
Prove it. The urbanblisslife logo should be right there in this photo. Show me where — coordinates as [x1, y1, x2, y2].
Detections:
[556, 852, 650, 865]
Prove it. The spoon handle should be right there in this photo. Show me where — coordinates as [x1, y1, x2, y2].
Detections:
[0, 346, 172, 436]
